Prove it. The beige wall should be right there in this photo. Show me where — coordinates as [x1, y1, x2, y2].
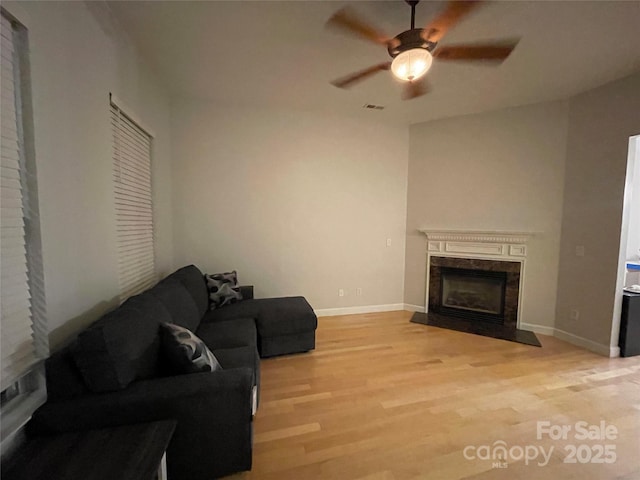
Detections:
[404, 101, 569, 330]
[3, 2, 174, 349]
[555, 73, 640, 351]
[170, 100, 408, 310]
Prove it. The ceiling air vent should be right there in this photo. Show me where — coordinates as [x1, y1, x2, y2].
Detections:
[363, 104, 385, 110]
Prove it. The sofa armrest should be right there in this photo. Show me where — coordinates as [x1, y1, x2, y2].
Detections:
[240, 285, 254, 300]
[29, 368, 254, 480]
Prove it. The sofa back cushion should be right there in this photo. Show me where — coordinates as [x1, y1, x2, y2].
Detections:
[148, 279, 200, 332]
[165, 265, 208, 317]
[124, 291, 173, 326]
[45, 347, 90, 401]
[71, 303, 161, 393]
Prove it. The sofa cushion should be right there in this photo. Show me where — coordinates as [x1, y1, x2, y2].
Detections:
[148, 279, 200, 332]
[260, 331, 316, 358]
[254, 297, 318, 337]
[196, 318, 257, 351]
[160, 323, 221, 374]
[213, 346, 258, 372]
[202, 299, 262, 324]
[166, 265, 208, 318]
[205, 271, 242, 309]
[71, 304, 161, 393]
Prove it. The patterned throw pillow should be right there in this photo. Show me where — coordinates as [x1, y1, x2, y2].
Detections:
[160, 323, 221, 374]
[205, 270, 243, 310]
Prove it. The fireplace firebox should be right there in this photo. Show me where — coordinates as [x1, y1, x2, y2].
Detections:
[428, 256, 521, 331]
[439, 267, 507, 324]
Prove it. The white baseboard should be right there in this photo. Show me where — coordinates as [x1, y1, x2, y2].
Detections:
[403, 304, 426, 313]
[315, 303, 405, 317]
[520, 323, 618, 357]
[552, 328, 617, 357]
[519, 322, 555, 336]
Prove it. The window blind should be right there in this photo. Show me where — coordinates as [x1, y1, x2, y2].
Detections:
[1, 13, 47, 391]
[110, 99, 155, 301]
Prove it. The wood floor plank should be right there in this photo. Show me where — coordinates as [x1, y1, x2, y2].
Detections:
[229, 311, 640, 480]
[254, 423, 321, 444]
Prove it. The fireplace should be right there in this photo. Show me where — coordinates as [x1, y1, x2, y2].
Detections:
[414, 230, 539, 345]
[429, 256, 521, 331]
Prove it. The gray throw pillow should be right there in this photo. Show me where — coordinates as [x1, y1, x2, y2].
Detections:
[205, 270, 243, 310]
[160, 323, 221, 374]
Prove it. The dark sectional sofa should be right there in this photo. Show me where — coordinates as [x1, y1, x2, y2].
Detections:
[28, 265, 317, 480]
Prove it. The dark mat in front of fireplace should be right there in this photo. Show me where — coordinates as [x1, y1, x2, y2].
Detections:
[410, 312, 541, 347]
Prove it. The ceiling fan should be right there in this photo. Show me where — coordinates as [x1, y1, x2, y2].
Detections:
[326, 0, 519, 100]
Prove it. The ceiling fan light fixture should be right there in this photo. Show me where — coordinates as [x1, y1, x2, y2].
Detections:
[391, 48, 432, 82]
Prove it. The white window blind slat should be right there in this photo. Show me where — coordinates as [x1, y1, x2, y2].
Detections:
[110, 114, 151, 145]
[1, 261, 29, 278]
[120, 273, 155, 291]
[111, 127, 151, 158]
[117, 232, 153, 240]
[114, 184, 152, 202]
[113, 163, 152, 182]
[1, 147, 20, 164]
[111, 128, 151, 154]
[112, 138, 151, 161]
[1, 312, 32, 338]
[113, 176, 152, 195]
[112, 160, 152, 182]
[1, 167, 21, 182]
[115, 205, 153, 215]
[111, 101, 155, 302]
[1, 197, 22, 210]
[1, 297, 31, 319]
[120, 270, 155, 288]
[117, 243, 154, 253]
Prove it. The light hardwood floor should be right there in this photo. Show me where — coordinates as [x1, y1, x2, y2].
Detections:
[231, 311, 640, 480]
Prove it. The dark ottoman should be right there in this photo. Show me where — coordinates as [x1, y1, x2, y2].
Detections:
[254, 297, 317, 357]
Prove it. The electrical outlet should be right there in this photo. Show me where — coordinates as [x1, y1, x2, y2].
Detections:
[339, 289, 344, 297]
[570, 309, 580, 320]
[386, 238, 392, 247]
[356, 288, 362, 296]
[575, 245, 585, 257]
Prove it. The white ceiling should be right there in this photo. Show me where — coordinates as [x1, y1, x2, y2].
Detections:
[108, 0, 640, 125]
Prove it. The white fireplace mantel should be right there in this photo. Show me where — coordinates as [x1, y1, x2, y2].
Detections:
[419, 229, 534, 258]
[418, 229, 534, 244]
[419, 229, 535, 327]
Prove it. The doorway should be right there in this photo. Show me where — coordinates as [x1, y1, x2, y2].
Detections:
[612, 135, 640, 351]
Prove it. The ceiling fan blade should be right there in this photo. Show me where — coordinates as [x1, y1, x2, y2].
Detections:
[422, 1, 485, 43]
[331, 62, 391, 89]
[433, 41, 519, 62]
[326, 7, 392, 46]
[402, 78, 430, 100]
